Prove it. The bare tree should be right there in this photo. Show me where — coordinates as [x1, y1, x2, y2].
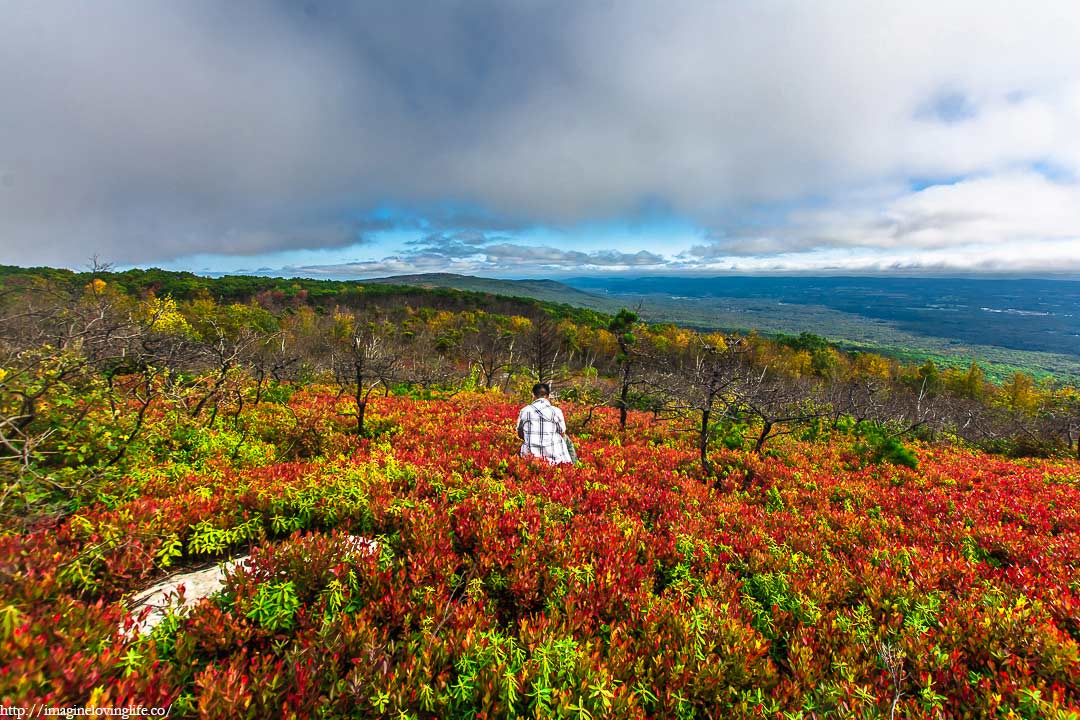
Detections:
[463, 312, 519, 388]
[187, 318, 261, 425]
[1047, 387, 1080, 460]
[734, 366, 825, 455]
[523, 309, 564, 386]
[328, 309, 399, 436]
[637, 332, 743, 477]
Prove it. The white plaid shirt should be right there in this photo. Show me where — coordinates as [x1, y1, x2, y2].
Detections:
[517, 398, 572, 464]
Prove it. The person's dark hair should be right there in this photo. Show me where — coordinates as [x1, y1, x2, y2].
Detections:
[532, 382, 550, 398]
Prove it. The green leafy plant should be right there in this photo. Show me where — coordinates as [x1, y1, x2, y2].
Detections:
[245, 580, 300, 631]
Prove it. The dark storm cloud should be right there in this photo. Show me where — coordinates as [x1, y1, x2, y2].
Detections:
[2, 1, 1079, 269]
[404, 231, 504, 256]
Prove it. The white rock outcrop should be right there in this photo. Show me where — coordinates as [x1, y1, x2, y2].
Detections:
[125, 555, 249, 636]
[124, 535, 376, 637]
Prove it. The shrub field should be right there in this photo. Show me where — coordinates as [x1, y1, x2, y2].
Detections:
[1, 390, 1078, 718]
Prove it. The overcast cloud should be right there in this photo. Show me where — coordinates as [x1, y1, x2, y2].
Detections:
[2, 1, 1079, 273]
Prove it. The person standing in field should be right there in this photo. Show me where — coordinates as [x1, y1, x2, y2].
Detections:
[517, 382, 573, 464]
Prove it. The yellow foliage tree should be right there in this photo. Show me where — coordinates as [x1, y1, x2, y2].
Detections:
[140, 295, 194, 337]
[850, 353, 893, 382]
[1000, 372, 1042, 416]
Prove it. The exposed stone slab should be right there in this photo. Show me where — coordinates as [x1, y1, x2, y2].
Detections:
[124, 535, 376, 636]
[125, 556, 249, 636]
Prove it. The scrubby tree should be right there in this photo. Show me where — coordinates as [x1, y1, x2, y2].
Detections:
[608, 309, 639, 431]
[328, 308, 399, 436]
[666, 333, 743, 476]
[1048, 386, 1080, 459]
[522, 309, 564, 387]
[946, 361, 988, 401]
[735, 361, 826, 456]
[641, 330, 752, 476]
[0, 266, 167, 525]
[462, 312, 521, 389]
[181, 298, 272, 424]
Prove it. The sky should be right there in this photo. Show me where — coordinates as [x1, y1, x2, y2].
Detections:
[2, 1, 1080, 278]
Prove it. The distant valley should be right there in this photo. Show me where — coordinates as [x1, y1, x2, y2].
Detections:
[373, 273, 1080, 380]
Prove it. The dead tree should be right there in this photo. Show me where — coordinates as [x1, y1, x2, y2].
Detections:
[523, 309, 563, 386]
[328, 309, 399, 436]
[733, 363, 827, 456]
[464, 312, 519, 388]
[643, 333, 743, 477]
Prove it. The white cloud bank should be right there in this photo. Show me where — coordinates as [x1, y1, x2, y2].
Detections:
[688, 173, 1080, 273]
[1, 1, 1079, 273]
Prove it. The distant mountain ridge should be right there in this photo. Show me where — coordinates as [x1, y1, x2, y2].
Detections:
[365, 273, 616, 311]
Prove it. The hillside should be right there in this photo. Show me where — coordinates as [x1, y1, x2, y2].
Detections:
[365, 273, 617, 311]
[3, 262, 1079, 465]
[0, 264, 611, 329]
[566, 276, 1080, 381]
[351, 272, 1080, 381]
[3, 389, 1078, 717]
[7, 264, 1075, 381]
[2, 267, 1079, 716]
